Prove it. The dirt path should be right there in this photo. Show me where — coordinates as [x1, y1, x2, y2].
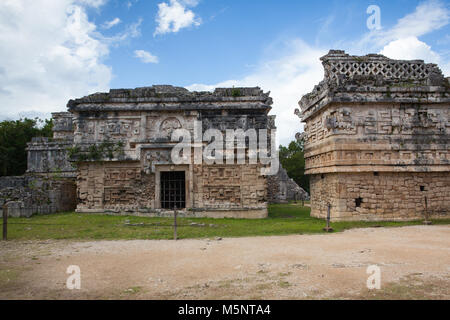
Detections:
[1, 225, 449, 299]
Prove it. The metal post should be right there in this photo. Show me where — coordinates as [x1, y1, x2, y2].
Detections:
[174, 205, 178, 241]
[323, 203, 333, 232]
[423, 196, 432, 225]
[2, 204, 7, 241]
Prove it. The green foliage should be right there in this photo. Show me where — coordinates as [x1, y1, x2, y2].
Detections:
[87, 144, 103, 161]
[353, 56, 368, 63]
[67, 140, 125, 162]
[278, 140, 310, 193]
[0, 118, 53, 176]
[386, 85, 392, 98]
[231, 87, 242, 97]
[67, 145, 82, 160]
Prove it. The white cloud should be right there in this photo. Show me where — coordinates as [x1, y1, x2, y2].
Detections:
[102, 17, 121, 29]
[134, 50, 159, 64]
[154, 0, 201, 36]
[104, 18, 142, 43]
[77, 0, 108, 8]
[359, 0, 449, 50]
[380, 36, 441, 62]
[374, 0, 450, 74]
[388, 0, 449, 39]
[180, 0, 200, 6]
[188, 40, 326, 146]
[126, 0, 139, 9]
[0, 0, 112, 120]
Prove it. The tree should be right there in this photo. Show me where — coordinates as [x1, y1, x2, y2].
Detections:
[279, 139, 309, 193]
[0, 118, 53, 177]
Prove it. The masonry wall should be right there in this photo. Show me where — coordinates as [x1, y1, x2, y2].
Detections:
[76, 161, 268, 218]
[0, 175, 76, 218]
[310, 172, 450, 221]
[76, 161, 153, 212]
[192, 164, 267, 210]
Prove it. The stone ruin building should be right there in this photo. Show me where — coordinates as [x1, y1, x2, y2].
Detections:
[296, 50, 450, 221]
[62, 86, 278, 218]
[0, 112, 77, 217]
[267, 164, 309, 203]
[1, 85, 307, 219]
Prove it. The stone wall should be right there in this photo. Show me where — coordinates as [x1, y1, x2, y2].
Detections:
[27, 112, 76, 177]
[52, 112, 74, 140]
[310, 172, 450, 221]
[193, 164, 267, 210]
[76, 161, 151, 212]
[0, 175, 76, 218]
[75, 161, 267, 218]
[27, 137, 76, 176]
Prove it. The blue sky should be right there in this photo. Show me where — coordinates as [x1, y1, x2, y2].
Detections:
[95, 0, 449, 88]
[0, 0, 449, 144]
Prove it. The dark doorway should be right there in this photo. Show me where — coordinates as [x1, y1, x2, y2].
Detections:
[160, 171, 186, 209]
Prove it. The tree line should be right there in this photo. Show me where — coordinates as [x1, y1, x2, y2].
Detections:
[0, 118, 53, 177]
[278, 139, 309, 193]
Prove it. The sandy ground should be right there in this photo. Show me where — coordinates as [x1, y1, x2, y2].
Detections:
[0, 225, 449, 300]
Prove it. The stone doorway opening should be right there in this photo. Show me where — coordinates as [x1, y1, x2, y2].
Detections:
[160, 171, 186, 209]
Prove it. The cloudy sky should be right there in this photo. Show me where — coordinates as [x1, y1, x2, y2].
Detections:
[0, 0, 449, 145]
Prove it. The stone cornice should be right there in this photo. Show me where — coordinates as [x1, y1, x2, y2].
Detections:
[69, 102, 272, 113]
[300, 85, 450, 121]
[305, 164, 450, 174]
[68, 86, 273, 112]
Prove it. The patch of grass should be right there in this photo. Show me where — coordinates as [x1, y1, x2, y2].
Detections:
[278, 272, 292, 277]
[124, 286, 142, 294]
[217, 279, 237, 289]
[0, 268, 21, 285]
[254, 283, 273, 291]
[1, 204, 449, 241]
[278, 281, 291, 288]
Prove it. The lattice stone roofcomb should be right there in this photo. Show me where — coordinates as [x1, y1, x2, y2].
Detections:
[321, 50, 444, 84]
[296, 50, 448, 121]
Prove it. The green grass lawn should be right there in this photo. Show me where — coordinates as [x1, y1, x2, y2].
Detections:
[2, 203, 449, 241]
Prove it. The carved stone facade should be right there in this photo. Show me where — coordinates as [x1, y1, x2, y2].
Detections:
[27, 112, 76, 177]
[67, 86, 275, 218]
[297, 50, 450, 221]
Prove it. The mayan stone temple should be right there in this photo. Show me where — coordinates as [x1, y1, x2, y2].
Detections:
[296, 50, 450, 221]
[62, 86, 277, 218]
